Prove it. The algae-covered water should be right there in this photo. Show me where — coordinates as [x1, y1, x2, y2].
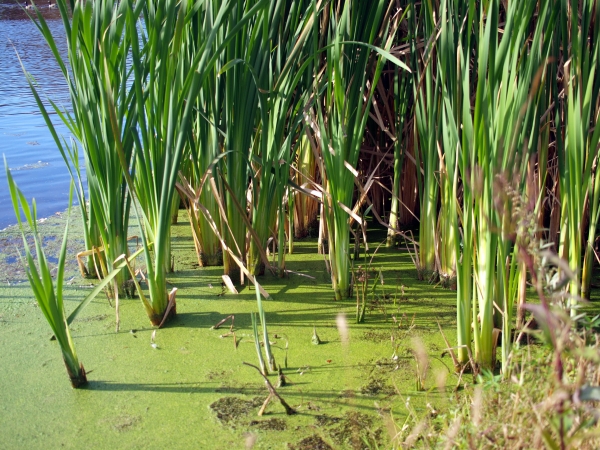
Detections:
[0, 210, 459, 449]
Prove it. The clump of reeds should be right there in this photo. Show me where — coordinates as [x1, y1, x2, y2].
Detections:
[23, 0, 137, 297]
[20, 0, 600, 387]
[418, 0, 561, 372]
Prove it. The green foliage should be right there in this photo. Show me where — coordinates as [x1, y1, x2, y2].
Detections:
[397, 311, 600, 449]
[24, 0, 137, 291]
[556, 0, 600, 306]
[17, 2, 600, 430]
[4, 157, 86, 387]
[313, 0, 406, 299]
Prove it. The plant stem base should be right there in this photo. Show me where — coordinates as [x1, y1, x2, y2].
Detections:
[65, 361, 88, 389]
[149, 301, 177, 327]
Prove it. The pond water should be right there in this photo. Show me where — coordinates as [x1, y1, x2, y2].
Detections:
[0, 1, 77, 230]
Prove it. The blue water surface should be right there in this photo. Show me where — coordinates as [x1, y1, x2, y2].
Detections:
[0, 0, 80, 230]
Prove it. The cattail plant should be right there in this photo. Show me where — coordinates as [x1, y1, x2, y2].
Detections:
[293, 135, 320, 240]
[411, 0, 441, 280]
[461, 0, 556, 371]
[385, 67, 410, 248]
[432, 0, 469, 362]
[23, 0, 136, 293]
[427, 0, 557, 371]
[177, 5, 224, 268]
[556, 0, 600, 307]
[312, 0, 406, 299]
[215, 0, 270, 280]
[123, 0, 193, 325]
[123, 0, 264, 325]
[248, 0, 316, 277]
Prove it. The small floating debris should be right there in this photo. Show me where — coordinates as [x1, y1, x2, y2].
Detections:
[296, 366, 310, 375]
[311, 326, 321, 345]
[9, 161, 49, 171]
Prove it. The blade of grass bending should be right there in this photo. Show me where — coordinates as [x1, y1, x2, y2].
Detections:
[66, 247, 145, 325]
[251, 312, 267, 375]
[194, 199, 271, 299]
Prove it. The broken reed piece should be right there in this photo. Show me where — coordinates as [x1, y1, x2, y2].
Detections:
[211, 315, 238, 349]
[212, 314, 235, 331]
[243, 362, 296, 416]
[258, 394, 272, 416]
[221, 275, 238, 294]
[277, 366, 287, 388]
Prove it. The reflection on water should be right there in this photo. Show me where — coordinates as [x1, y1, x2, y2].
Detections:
[0, 1, 80, 230]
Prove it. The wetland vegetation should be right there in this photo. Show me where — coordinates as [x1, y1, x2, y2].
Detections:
[2, 0, 600, 448]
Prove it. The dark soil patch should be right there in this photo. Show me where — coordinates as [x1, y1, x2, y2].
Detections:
[360, 376, 395, 396]
[209, 396, 263, 425]
[303, 401, 321, 411]
[357, 357, 410, 377]
[288, 434, 333, 450]
[315, 414, 342, 427]
[111, 414, 141, 432]
[206, 369, 231, 381]
[327, 411, 382, 450]
[359, 329, 392, 343]
[249, 418, 287, 431]
[338, 389, 355, 398]
[372, 357, 409, 373]
[80, 314, 109, 322]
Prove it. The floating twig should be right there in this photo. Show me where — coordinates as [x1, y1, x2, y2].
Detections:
[437, 319, 459, 369]
[243, 362, 296, 415]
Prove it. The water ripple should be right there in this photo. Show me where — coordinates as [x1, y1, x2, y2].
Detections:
[0, 2, 79, 230]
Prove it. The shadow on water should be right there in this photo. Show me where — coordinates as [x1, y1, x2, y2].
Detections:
[83, 379, 427, 415]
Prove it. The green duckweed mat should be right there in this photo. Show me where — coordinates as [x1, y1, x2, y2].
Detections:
[0, 209, 464, 449]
